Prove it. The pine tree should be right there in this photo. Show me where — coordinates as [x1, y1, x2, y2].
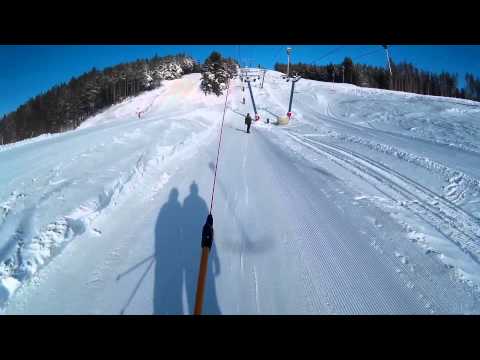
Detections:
[200, 51, 237, 96]
[342, 57, 355, 84]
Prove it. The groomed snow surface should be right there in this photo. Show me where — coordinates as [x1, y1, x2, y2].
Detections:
[2, 71, 480, 314]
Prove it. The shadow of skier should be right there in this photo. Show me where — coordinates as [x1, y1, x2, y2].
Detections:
[182, 182, 221, 315]
[153, 183, 221, 315]
[153, 188, 184, 315]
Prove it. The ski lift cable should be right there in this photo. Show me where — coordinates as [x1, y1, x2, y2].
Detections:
[194, 79, 231, 316]
[353, 47, 383, 62]
[271, 44, 285, 68]
[244, 45, 256, 68]
[315, 45, 345, 62]
[209, 79, 231, 214]
[252, 45, 256, 67]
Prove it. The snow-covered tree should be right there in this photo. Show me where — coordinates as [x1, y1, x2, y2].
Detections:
[200, 52, 237, 96]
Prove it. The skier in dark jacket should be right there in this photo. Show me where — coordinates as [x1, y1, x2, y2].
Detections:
[245, 113, 252, 133]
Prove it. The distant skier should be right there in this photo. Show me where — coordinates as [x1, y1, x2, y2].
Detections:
[245, 113, 252, 134]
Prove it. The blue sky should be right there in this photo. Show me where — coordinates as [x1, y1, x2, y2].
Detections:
[1, 45, 480, 117]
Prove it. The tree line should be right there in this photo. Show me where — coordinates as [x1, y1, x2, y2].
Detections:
[274, 58, 480, 101]
[0, 54, 199, 145]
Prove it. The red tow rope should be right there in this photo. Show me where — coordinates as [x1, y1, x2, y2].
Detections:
[209, 80, 231, 214]
[194, 79, 231, 315]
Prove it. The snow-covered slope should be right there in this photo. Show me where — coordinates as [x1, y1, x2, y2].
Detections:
[2, 70, 480, 314]
[0, 74, 225, 307]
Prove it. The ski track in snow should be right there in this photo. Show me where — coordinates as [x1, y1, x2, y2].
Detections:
[285, 132, 480, 289]
[289, 133, 480, 253]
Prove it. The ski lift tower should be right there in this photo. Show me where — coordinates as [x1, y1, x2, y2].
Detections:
[241, 68, 262, 121]
[282, 47, 293, 80]
[286, 47, 292, 78]
[382, 45, 392, 76]
[287, 75, 301, 119]
[382, 45, 393, 89]
[277, 73, 301, 125]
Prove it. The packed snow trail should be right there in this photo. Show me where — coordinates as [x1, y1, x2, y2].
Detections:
[3, 72, 480, 314]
